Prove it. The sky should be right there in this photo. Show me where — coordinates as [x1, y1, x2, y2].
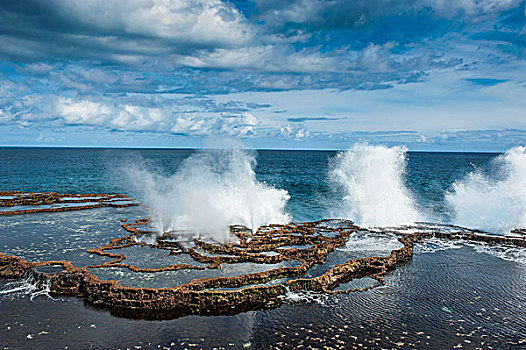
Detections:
[1, 0, 525, 151]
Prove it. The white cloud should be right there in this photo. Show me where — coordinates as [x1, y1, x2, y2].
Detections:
[56, 98, 113, 125]
[111, 105, 168, 131]
[214, 113, 259, 136]
[180, 45, 347, 72]
[430, 0, 519, 17]
[22, 63, 54, 74]
[278, 123, 310, 140]
[53, 96, 264, 137]
[1, 0, 525, 150]
[0, 79, 29, 98]
[181, 44, 385, 73]
[36, 133, 56, 142]
[356, 43, 394, 73]
[170, 113, 260, 136]
[56, 0, 253, 46]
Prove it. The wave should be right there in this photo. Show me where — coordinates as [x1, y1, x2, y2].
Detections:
[329, 143, 421, 227]
[446, 146, 526, 234]
[126, 147, 290, 242]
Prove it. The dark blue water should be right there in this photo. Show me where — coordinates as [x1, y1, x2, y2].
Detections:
[0, 147, 498, 223]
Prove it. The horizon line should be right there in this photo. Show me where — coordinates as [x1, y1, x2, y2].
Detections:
[0, 145, 504, 154]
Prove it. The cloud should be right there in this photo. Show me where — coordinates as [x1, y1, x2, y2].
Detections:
[0, 88, 273, 139]
[1, 0, 519, 95]
[0, 79, 275, 137]
[36, 133, 55, 142]
[56, 98, 113, 126]
[275, 123, 310, 140]
[51, 97, 264, 137]
[169, 113, 260, 136]
[2, 0, 516, 75]
[1, 0, 526, 149]
[413, 128, 526, 150]
[178, 45, 351, 73]
[254, 0, 522, 30]
[0, 0, 255, 74]
[0, 79, 29, 98]
[287, 117, 341, 122]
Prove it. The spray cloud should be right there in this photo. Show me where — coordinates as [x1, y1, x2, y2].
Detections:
[329, 143, 421, 227]
[127, 147, 290, 242]
[446, 146, 526, 234]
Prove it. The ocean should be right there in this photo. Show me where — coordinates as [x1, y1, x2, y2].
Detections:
[0, 147, 504, 223]
[1, 146, 525, 349]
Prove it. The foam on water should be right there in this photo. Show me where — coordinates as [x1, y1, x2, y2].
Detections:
[329, 143, 421, 227]
[338, 230, 403, 255]
[126, 148, 290, 242]
[0, 275, 53, 301]
[414, 238, 464, 254]
[414, 238, 526, 265]
[446, 146, 526, 234]
[470, 243, 526, 265]
[280, 290, 332, 306]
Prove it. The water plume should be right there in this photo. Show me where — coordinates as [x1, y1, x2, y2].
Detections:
[446, 146, 526, 234]
[126, 147, 290, 242]
[329, 143, 421, 227]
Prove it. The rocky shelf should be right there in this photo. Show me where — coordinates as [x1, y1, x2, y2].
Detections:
[0, 191, 140, 215]
[1, 192, 525, 320]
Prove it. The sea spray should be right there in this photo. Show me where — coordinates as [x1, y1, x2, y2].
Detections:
[446, 146, 526, 234]
[126, 148, 291, 242]
[329, 143, 420, 227]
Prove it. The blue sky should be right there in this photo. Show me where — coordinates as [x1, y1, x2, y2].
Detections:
[1, 0, 525, 151]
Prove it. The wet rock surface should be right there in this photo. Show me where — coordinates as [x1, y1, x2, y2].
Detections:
[0, 191, 139, 215]
[1, 193, 526, 320]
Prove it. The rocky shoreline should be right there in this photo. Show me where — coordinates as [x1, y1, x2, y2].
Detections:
[0, 191, 140, 215]
[1, 192, 525, 320]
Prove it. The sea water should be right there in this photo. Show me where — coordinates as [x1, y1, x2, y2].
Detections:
[1, 146, 526, 349]
[0, 146, 513, 230]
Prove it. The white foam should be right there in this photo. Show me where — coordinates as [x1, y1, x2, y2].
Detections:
[280, 290, 332, 306]
[338, 230, 403, 253]
[470, 243, 526, 265]
[127, 147, 290, 242]
[0, 275, 53, 301]
[414, 238, 464, 254]
[446, 146, 526, 234]
[329, 143, 421, 227]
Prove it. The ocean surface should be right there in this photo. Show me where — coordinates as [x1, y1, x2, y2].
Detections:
[1, 146, 526, 349]
[0, 147, 503, 223]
